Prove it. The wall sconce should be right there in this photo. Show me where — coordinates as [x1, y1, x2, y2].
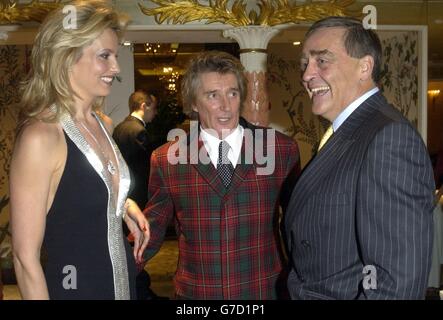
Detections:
[428, 89, 440, 97]
[0, 31, 8, 41]
[428, 89, 440, 108]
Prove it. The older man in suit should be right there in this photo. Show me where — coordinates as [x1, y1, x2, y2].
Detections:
[284, 16, 435, 300]
[143, 51, 300, 299]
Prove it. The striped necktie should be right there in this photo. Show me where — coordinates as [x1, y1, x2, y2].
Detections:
[318, 125, 334, 151]
[217, 141, 234, 187]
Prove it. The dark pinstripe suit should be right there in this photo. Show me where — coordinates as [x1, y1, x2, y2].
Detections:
[285, 92, 435, 299]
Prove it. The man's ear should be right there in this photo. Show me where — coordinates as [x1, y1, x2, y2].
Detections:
[359, 55, 374, 81]
[192, 104, 198, 113]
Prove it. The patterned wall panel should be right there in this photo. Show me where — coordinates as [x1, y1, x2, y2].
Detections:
[0, 45, 30, 269]
[379, 31, 419, 128]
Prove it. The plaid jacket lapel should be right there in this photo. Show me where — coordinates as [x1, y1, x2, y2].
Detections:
[188, 118, 260, 198]
[189, 134, 227, 198]
[224, 135, 255, 198]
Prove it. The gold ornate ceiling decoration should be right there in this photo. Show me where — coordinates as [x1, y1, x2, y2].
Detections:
[0, 0, 62, 25]
[138, 0, 359, 27]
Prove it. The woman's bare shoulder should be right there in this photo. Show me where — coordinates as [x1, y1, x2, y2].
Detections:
[15, 119, 64, 154]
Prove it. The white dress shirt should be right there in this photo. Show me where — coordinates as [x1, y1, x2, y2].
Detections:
[200, 125, 244, 169]
[332, 87, 379, 132]
[130, 113, 146, 127]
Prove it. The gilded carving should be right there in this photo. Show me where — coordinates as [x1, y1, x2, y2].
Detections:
[0, 0, 62, 25]
[139, 0, 359, 26]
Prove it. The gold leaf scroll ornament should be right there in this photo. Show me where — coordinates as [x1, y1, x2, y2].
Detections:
[0, 0, 62, 25]
[138, 0, 359, 27]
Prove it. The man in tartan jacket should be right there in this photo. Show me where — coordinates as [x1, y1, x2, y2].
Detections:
[143, 51, 300, 299]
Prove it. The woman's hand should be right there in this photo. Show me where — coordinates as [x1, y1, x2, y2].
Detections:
[123, 198, 150, 264]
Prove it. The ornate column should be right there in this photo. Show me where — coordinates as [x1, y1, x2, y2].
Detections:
[140, 0, 357, 127]
[223, 26, 280, 127]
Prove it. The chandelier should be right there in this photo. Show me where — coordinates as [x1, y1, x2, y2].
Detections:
[159, 67, 180, 93]
[144, 43, 178, 57]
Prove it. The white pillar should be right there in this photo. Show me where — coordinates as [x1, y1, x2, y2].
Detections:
[223, 26, 280, 126]
[104, 44, 135, 126]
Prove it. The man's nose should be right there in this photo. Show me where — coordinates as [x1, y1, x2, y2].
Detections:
[220, 96, 231, 111]
[302, 60, 316, 84]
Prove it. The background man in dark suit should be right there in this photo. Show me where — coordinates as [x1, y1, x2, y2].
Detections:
[284, 16, 435, 299]
[113, 90, 157, 208]
[143, 51, 300, 299]
[113, 90, 160, 300]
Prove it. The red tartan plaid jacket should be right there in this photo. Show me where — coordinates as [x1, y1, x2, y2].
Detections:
[143, 119, 300, 299]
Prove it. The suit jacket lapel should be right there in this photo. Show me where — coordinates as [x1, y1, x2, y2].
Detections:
[285, 92, 384, 235]
[285, 134, 354, 235]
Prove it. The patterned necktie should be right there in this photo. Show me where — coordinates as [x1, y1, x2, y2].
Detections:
[217, 140, 234, 188]
[318, 125, 334, 151]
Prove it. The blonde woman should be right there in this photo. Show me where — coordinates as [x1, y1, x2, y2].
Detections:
[9, 0, 149, 300]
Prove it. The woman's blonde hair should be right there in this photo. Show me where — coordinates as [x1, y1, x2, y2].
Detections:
[19, 0, 128, 126]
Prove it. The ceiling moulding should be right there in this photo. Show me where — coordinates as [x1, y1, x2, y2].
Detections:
[0, 0, 62, 25]
[139, 0, 361, 27]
